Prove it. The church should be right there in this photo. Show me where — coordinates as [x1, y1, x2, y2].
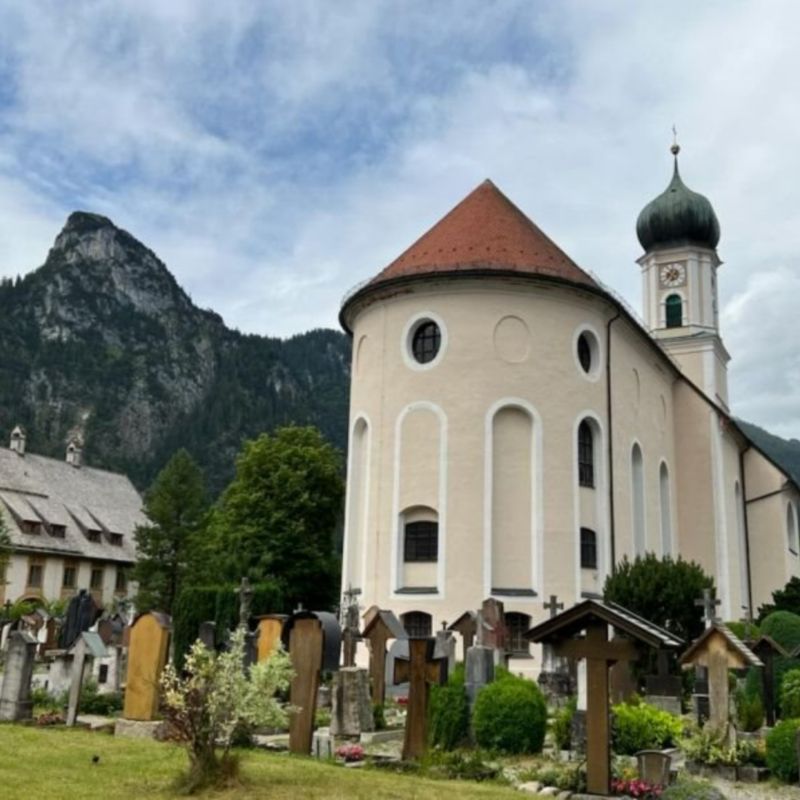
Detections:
[339, 145, 800, 674]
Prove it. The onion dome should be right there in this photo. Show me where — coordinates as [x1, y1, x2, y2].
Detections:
[636, 145, 720, 252]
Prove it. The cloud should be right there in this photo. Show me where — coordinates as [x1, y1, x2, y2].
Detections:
[0, 1, 798, 435]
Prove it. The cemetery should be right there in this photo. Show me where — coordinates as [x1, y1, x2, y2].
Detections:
[2, 574, 800, 799]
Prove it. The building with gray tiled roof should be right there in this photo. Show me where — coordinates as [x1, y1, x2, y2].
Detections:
[0, 426, 143, 608]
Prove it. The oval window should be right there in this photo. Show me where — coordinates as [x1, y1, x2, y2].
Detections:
[577, 333, 592, 373]
[411, 320, 441, 364]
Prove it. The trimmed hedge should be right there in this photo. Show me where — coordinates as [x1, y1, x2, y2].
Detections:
[761, 611, 800, 651]
[766, 718, 800, 782]
[472, 672, 547, 754]
[612, 699, 682, 755]
[172, 581, 283, 670]
[428, 664, 469, 750]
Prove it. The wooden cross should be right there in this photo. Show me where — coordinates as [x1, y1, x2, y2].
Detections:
[394, 638, 447, 760]
[554, 622, 638, 795]
[695, 589, 720, 629]
[288, 617, 324, 755]
[361, 609, 401, 704]
[237, 577, 253, 628]
[449, 612, 477, 661]
[341, 584, 362, 667]
[544, 594, 564, 619]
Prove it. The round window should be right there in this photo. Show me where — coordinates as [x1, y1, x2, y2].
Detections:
[577, 333, 592, 373]
[411, 320, 441, 364]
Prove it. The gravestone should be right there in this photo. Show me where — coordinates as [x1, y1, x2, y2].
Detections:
[340, 584, 362, 667]
[312, 729, 333, 759]
[609, 637, 640, 704]
[386, 638, 409, 696]
[465, 645, 494, 707]
[393, 637, 447, 760]
[237, 578, 259, 668]
[0, 630, 37, 721]
[198, 621, 216, 650]
[645, 650, 683, 716]
[330, 667, 374, 736]
[747, 635, 787, 727]
[681, 623, 762, 738]
[527, 599, 683, 796]
[361, 608, 404, 704]
[67, 631, 108, 726]
[637, 750, 672, 786]
[477, 598, 507, 665]
[58, 590, 100, 650]
[123, 612, 171, 721]
[448, 611, 477, 662]
[282, 610, 341, 755]
[538, 594, 573, 703]
[435, 623, 456, 675]
[255, 615, 286, 662]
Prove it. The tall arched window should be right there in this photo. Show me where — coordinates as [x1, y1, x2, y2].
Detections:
[787, 502, 798, 554]
[665, 294, 683, 328]
[659, 462, 672, 556]
[735, 482, 749, 606]
[631, 443, 646, 555]
[404, 517, 438, 562]
[504, 612, 531, 656]
[401, 611, 432, 638]
[580, 527, 598, 569]
[578, 421, 595, 488]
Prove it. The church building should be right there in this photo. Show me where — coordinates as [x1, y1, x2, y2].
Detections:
[339, 146, 799, 673]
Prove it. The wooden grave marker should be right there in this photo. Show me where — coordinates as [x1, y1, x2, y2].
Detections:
[681, 623, 762, 736]
[749, 635, 788, 727]
[393, 637, 447, 760]
[361, 607, 404, 705]
[66, 631, 108, 726]
[448, 611, 477, 662]
[281, 610, 341, 755]
[255, 615, 286, 662]
[527, 599, 682, 796]
[122, 612, 171, 721]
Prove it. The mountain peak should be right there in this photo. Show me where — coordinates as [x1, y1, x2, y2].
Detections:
[64, 211, 116, 235]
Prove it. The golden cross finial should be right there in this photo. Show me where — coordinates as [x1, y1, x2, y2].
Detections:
[671, 125, 680, 156]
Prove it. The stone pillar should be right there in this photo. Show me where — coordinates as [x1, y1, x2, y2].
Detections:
[0, 631, 37, 721]
[330, 667, 374, 736]
[465, 645, 494, 708]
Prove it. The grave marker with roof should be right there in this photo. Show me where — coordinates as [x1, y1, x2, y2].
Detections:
[747, 635, 787, 727]
[281, 610, 341, 755]
[361, 607, 405, 704]
[66, 630, 108, 726]
[680, 623, 762, 736]
[527, 599, 682, 796]
[448, 611, 477, 661]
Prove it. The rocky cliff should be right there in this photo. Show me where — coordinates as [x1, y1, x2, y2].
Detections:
[0, 212, 350, 494]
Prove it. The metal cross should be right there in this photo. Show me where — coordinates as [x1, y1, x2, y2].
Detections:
[694, 588, 720, 629]
[544, 594, 564, 619]
[293, 602, 305, 615]
[237, 577, 254, 627]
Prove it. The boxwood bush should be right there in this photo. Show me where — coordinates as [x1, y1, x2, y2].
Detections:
[611, 699, 682, 755]
[766, 718, 800, 782]
[428, 664, 469, 750]
[760, 610, 800, 651]
[472, 671, 547, 754]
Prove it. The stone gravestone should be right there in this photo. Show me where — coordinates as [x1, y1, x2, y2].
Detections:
[340, 584, 362, 667]
[477, 598, 507, 666]
[361, 608, 404, 705]
[393, 638, 447, 760]
[436, 623, 457, 676]
[538, 595, 574, 705]
[58, 590, 100, 650]
[331, 667, 374, 736]
[465, 643, 494, 708]
[448, 611, 477, 662]
[645, 650, 683, 716]
[282, 610, 341, 755]
[680, 623, 762, 740]
[122, 612, 171, 721]
[0, 630, 37, 721]
[198, 621, 216, 651]
[66, 631, 108, 726]
[255, 615, 286, 662]
[385, 637, 409, 697]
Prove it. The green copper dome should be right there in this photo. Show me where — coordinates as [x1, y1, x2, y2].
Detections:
[636, 155, 720, 252]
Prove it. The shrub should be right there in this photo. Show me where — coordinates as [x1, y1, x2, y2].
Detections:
[429, 664, 469, 750]
[680, 727, 738, 766]
[423, 749, 502, 782]
[661, 778, 726, 800]
[30, 686, 61, 711]
[373, 703, 386, 731]
[760, 610, 800, 651]
[725, 620, 759, 642]
[611, 700, 682, 755]
[552, 697, 576, 751]
[80, 680, 123, 716]
[734, 686, 764, 732]
[780, 668, 800, 718]
[472, 673, 547, 754]
[766, 718, 800, 782]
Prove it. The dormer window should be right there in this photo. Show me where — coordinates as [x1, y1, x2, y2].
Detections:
[87, 529, 102, 543]
[50, 524, 66, 538]
[21, 520, 42, 535]
[110, 533, 123, 546]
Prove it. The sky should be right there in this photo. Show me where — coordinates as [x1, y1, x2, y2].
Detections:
[0, 1, 799, 438]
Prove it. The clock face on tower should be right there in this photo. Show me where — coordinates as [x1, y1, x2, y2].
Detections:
[659, 262, 687, 288]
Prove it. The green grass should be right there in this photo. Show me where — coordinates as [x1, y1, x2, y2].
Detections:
[0, 725, 532, 799]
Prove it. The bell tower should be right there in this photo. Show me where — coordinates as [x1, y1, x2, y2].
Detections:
[636, 141, 729, 408]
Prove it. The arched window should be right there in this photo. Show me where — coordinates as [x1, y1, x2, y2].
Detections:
[631, 443, 646, 555]
[404, 518, 438, 562]
[659, 462, 672, 556]
[580, 527, 598, 569]
[578, 421, 595, 488]
[504, 612, 531, 656]
[411, 320, 441, 364]
[665, 294, 683, 328]
[401, 611, 432, 638]
[787, 503, 798, 554]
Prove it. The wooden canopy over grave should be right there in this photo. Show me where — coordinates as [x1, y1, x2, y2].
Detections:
[680, 623, 762, 734]
[527, 599, 682, 797]
[361, 607, 405, 704]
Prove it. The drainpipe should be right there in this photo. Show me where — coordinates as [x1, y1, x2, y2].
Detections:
[606, 309, 621, 575]
[739, 445, 754, 615]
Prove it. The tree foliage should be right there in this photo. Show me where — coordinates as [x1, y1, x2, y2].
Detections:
[603, 554, 714, 644]
[761, 610, 800, 652]
[209, 426, 344, 612]
[133, 449, 209, 615]
[758, 576, 800, 622]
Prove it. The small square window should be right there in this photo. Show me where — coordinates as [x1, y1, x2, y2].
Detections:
[28, 563, 43, 588]
[90, 568, 103, 590]
[404, 521, 438, 562]
[63, 566, 77, 589]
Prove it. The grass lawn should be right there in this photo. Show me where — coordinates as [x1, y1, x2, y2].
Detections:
[0, 724, 534, 799]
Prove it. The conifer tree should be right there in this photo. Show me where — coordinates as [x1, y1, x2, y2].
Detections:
[133, 449, 208, 614]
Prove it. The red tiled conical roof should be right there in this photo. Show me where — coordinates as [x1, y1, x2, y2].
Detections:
[368, 179, 597, 289]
